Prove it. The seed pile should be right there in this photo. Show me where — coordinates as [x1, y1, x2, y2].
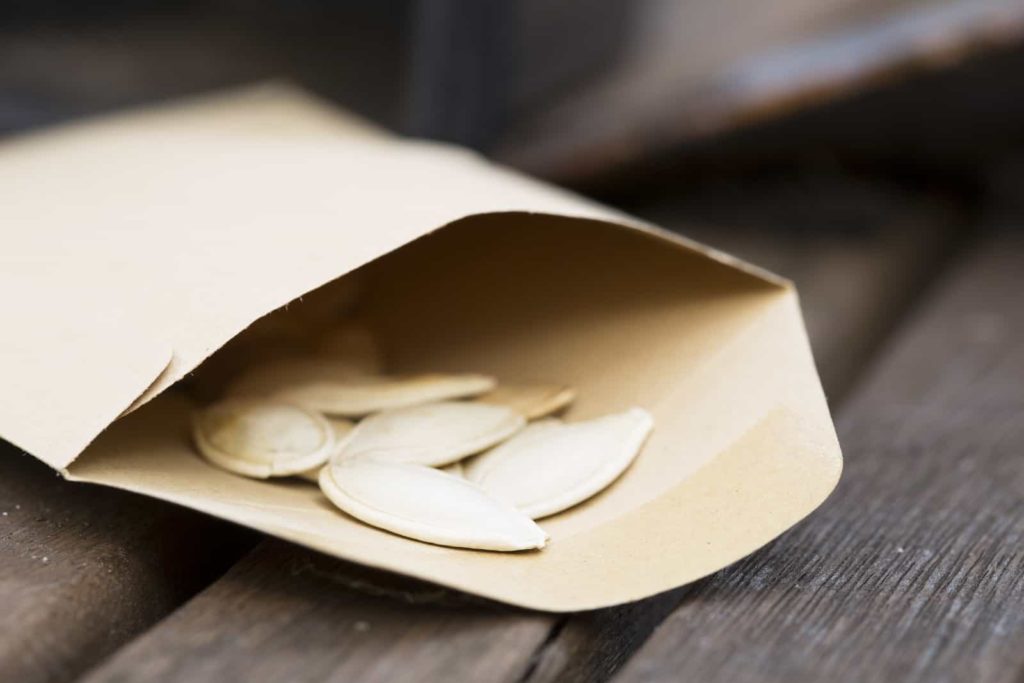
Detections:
[192, 306, 653, 552]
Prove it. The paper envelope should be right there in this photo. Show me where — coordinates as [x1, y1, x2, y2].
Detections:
[0, 85, 841, 611]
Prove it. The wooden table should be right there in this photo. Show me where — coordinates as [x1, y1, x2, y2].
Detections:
[2, 173, 1021, 683]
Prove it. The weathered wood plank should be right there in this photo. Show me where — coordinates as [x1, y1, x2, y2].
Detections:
[82, 541, 554, 683]
[0, 446, 255, 683]
[80, 185, 956, 683]
[611, 229, 1024, 682]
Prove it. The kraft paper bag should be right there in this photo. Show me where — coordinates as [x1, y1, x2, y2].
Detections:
[0, 85, 841, 611]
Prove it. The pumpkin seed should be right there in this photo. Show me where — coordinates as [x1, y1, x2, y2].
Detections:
[337, 401, 525, 467]
[193, 399, 336, 479]
[465, 408, 654, 519]
[478, 384, 576, 420]
[231, 362, 495, 417]
[319, 457, 548, 551]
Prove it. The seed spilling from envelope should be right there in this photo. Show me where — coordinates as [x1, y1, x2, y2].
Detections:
[319, 458, 548, 551]
[193, 399, 336, 479]
[465, 408, 654, 519]
[337, 401, 525, 467]
[191, 307, 653, 552]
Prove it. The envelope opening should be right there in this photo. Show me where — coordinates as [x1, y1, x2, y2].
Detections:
[175, 212, 783, 407]
[364, 213, 782, 410]
[69, 212, 840, 611]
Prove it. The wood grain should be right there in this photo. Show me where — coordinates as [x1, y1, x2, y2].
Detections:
[81, 541, 554, 683]
[612, 230, 1024, 682]
[0, 446, 255, 683]
[80, 185, 956, 683]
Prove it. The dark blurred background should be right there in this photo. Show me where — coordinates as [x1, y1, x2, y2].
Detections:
[4, 0, 1023, 184]
[3, 0, 1023, 397]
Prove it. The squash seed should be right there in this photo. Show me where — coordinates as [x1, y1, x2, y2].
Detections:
[319, 457, 548, 551]
[465, 408, 654, 519]
[232, 363, 496, 417]
[478, 384, 576, 420]
[193, 399, 336, 479]
[337, 401, 525, 467]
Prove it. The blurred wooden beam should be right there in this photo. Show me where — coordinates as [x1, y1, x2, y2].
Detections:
[495, 0, 1024, 186]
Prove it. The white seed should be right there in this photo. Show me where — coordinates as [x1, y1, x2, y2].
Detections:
[231, 362, 496, 417]
[193, 399, 336, 478]
[337, 401, 525, 467]
[465, 408, 654, 519]
[319, 457, 548, 551]
[296, 417, 356, 482]
[296, 373, 497, 417]
[478, 384, 576, 420]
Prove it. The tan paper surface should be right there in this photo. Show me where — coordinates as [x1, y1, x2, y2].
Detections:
[0, 85, 841, 611]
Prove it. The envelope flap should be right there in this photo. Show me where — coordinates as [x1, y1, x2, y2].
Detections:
[0, 85, 782, 470]
[0, 276, 173, 469]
